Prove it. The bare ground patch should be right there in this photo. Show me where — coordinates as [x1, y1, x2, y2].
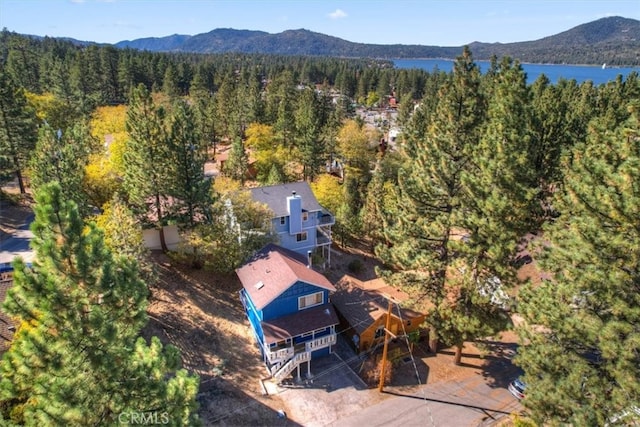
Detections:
[141, 252, 288, 426]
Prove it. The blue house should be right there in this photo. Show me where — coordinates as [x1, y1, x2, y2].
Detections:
[237, 243, 339, 382]
[248, 182, 334, 266]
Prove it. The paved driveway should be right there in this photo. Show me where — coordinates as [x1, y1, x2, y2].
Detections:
[0, 212, 34, 265]
[268, 335, 523, 427]
[329, 375, 523, 427]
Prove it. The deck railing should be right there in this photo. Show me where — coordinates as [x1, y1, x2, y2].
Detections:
[305, 334, 336, 352]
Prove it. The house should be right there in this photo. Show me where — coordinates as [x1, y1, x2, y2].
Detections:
[248, 182, 334, 265]
[331, 274, 427, 353]
[237, 243, 339, 382]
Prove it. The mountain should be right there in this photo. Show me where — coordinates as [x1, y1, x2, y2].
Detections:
[116, 34, 192, 51]
[112, 16, 638, 66]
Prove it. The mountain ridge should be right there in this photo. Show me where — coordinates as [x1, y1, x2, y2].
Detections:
[20, 16, 640, 66]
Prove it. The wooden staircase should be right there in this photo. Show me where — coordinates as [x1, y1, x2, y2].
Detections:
[272, 351, 311, 382]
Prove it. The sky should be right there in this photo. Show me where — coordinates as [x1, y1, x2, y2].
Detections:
[1, 0, 639, 46]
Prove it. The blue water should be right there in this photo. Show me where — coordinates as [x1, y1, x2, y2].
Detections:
[393, 58, 640, 85]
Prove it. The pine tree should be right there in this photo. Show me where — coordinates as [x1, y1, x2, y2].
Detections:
[166, 101, 214, 268]
[95, 194, 156, 284]
[443, 57, 536, 363]
[123, 84, 171, 252]
[0, 68, 37, 193]
[515, 104, 640, 425]
[0, 182, 200, 426]
[29, 122, 92, 216]
[166, 100, 213, 229]
[223, 136, 249, 183]
[377, 47, 498, 362]
[295, 88, 325, 181]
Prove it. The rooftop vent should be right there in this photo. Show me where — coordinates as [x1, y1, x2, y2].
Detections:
[255, 281, 264, 290]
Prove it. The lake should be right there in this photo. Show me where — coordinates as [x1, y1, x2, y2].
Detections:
[393, 58, 640, 85]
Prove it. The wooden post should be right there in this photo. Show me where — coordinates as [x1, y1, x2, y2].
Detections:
[378, 299, 393, 392]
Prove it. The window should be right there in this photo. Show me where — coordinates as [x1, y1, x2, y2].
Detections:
[296, 231, 308, 242]
[298, 292, 323, 310]
[302, 211, 308, 221]
[280, 216, 286, 225]
[375, 325, 385, 339]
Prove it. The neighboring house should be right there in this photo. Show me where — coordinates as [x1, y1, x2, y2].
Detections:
[248, 182, 334, 265]
[331, 274, 427, 353]
[142, 224, 181, 251]
[237, 243, 339, 382]
[140, 195, 209, 251]
[216, 145, 258, 180]
[0, 264, 16, 355]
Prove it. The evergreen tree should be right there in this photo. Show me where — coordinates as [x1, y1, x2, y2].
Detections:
[162, 63, 181, 99]
[29, 122, 92, 216]
[515, 104, 640, 425]
[95, 194, 156, 284]
[123, 84, 171, 252]
[165, 100, 214, 268]
[265, 163, 285, 185]
[166, 100, 213, 230]
[267, 71, 296, 147]
[461, 57, 538, 283]
[294, 88, 325, 181]
[223, 136, 249, 183]
[376, 47, 495, 362]
[0, 67, 37, 193]
[0, 182, 200, 426]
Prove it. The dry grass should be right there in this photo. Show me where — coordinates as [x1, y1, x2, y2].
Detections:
[141, 253, 287, 426]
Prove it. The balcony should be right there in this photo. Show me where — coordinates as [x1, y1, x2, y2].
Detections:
[316, 230, 331, 245]
[266, 333, 336, 364]
[317, 210, 335, 226]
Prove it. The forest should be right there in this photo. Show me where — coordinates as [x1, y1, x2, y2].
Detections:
[0, 30, 639, 426]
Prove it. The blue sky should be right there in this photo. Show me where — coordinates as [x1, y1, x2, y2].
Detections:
[1, 0, 638, 46]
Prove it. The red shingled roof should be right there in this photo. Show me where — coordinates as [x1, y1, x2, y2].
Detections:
[236, 243, 335, 310]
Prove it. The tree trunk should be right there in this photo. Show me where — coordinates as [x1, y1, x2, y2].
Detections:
[454, 344, 463, 365]
[155, 193, 168, 252]
[15, 168, 26, 194]
[428, 325, 438, 353]
[11, 153, 26, 194]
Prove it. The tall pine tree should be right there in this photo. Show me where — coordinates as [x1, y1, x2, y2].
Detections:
[377, 48, 518, 363]
[0, 182, 199, 426]
[515, 104, 640, 425]
[0, 67, 37, 193]
[29, 122, 92, 216]
[123, 84, 171, 252]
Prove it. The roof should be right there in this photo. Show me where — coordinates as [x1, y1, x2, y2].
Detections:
[331, 274, 424, 335]
[262, 303, 339, 344]
[236, 243, 335, 310]
[248, 182, 324, 218]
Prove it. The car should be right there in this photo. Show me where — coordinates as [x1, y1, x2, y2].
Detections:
[508, 377, 527, 400]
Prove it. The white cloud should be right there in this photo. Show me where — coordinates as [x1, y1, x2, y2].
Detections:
[328, 9, 348, 20]
[70, 0, 86, 3]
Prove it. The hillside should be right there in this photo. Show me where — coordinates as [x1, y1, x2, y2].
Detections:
[113, 16, 640, 66]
